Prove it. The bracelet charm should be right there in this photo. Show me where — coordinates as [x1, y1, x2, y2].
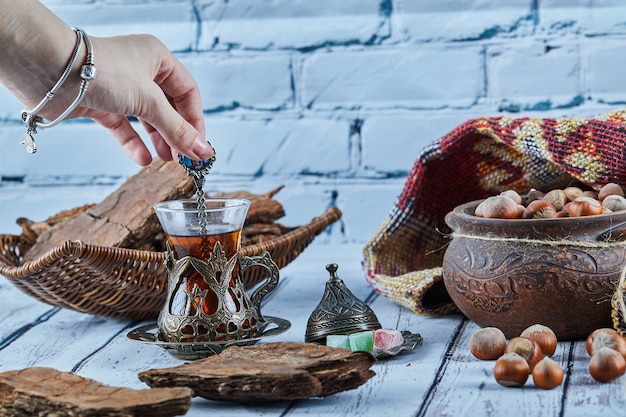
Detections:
[20, 133, 37, 154]
[19, 27, 96, 154]
[20, 113, 41, 153]
[80, 63, 96, 80]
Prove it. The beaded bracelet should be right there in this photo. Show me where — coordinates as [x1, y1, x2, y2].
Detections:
[20, 27, 97, 153]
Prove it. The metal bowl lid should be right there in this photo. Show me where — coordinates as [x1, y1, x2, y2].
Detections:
[305, 263, 381, 344]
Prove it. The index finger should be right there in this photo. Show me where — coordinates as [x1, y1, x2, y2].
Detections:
[155, 54, 206, 140]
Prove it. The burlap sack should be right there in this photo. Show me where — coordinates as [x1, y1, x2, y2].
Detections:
[363, 110, 626, 333]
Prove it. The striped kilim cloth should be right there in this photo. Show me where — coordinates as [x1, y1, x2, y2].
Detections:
[363, 110, 626, 331]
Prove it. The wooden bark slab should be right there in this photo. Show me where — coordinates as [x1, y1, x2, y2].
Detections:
[213, 186, 286, 224]
[138, 342, 376, 403]
[19, 164, 289, 261]
[0, 367, 192, 417]
[23, 159, 194, 261]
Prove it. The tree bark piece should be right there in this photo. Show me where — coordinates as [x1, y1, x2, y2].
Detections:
[138, 342, 376, 403]
[17, 158, 289, 261]
[0, 367, 193, 417]
[241, 222, 283, 245]
[243, 197, 285, 224]
[23, 159, 194, 261]
[212, 185, 285, 201]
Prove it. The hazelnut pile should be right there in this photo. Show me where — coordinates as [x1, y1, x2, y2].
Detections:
[474, 183, 626, 219]
[469, 324, 626, 388]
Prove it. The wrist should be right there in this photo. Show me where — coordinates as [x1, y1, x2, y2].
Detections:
[0, 2, 80, 110]
[19, 28, 96, 154]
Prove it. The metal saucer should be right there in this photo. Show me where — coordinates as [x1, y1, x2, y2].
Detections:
[127, 316, 291, 360]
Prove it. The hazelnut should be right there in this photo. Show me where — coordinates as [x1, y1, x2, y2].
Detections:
[475, 195, 519, 219]
[598, 183, 624, 201]
[586, 328, 618, 356]
[602, 195, 626, 212]
[554, 210, 569, 218]
[568, 196, 603, 217]
[522, 200, 557, 219]
[589, 347, 626, 383]
[520, 324, 557, 357]
[588, 331, 626, 360]
[532, 357, 564, 389]
[500, 190, 522, 205]
[494, 353, 530, 387]
[563, 186, 584, 202]
[524, 189, 545, 205]
[543, 189, 567, 211]
[505, 337, 543, 372]
[469, 327, 507, 360]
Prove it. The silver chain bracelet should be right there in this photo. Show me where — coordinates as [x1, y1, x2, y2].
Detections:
[20, 27, 97, 153]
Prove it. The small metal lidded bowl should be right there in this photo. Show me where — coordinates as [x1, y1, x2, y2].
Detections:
[305, 263, 381, 344]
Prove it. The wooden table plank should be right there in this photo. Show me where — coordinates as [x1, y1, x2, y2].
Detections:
[0, 279, 57, 342]
[417, 320, 626, 417]
[70, 242, 446, 417]
[0, 308, 137, 373]
[418, 320, 563, 416]
[2, 219, 626, 417]
[562, 341, 626, 415]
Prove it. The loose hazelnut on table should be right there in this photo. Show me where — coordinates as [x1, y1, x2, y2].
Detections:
[469, 327, 507, 360]
[585, 328, 618, 355]
[505, 337, 543, 372]
[520, 324, 557, 357]
[532, 357, 564, 389]
[589, 347, 626, 383]
[494, 353, 530, 387]
[586, 330, 626, 360]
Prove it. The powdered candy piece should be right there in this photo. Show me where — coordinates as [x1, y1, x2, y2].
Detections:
[349, 331, 374, 352]
[326, 335, 350, 350]
[374, 329, 404, 351]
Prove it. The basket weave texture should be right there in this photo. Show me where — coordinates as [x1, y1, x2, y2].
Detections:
[0, 207, 341, 320]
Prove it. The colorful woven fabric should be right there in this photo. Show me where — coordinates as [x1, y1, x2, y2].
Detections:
[363, 110, 626, 329]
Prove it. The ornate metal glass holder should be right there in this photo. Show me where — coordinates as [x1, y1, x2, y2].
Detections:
[159, 241, 280, 343]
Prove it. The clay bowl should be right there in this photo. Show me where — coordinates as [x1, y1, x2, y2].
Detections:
[442, 199, 626, 341]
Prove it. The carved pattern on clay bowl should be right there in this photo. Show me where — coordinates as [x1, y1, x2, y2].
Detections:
[442, 199, 626, 340]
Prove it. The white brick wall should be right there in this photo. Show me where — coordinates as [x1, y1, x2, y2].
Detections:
[2, 0, 626, 243]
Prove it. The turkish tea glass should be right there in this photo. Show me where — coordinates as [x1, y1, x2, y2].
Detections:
[154, 198, 279, 343]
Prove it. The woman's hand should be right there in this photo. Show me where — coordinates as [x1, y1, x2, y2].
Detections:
[0, 0, 214, 166]
[76, 34, 214, 166]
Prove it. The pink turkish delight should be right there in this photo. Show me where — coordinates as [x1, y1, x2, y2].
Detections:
[374, 329, 404, 350]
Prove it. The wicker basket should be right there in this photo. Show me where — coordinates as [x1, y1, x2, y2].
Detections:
[0, 207, 341, 320]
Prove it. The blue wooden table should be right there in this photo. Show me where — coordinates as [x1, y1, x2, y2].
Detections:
[1, 185, 625, 416]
